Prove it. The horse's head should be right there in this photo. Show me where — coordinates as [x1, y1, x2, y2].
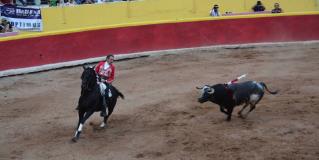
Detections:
[81, 66, 97, 91]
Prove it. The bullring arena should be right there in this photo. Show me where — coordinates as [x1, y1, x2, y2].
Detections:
[1, 42, 319, 159]
[1, 0, 319, 159]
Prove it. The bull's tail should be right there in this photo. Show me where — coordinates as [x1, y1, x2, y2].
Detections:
[260, 82, 278, 94]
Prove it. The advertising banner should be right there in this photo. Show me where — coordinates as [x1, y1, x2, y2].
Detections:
[1, 4, 42, 31]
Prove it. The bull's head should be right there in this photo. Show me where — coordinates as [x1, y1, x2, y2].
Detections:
[196, 85, 214, 103]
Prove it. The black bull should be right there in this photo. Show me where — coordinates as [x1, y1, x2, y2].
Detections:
[197, 81, 278, 121]
[72, 66, 124, 142]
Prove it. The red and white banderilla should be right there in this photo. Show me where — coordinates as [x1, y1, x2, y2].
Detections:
[226, 74, 247, 85]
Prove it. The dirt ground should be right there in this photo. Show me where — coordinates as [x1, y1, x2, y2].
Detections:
[1, 42, 319, 160]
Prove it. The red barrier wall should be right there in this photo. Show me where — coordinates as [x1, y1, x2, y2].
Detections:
[1, 14, 319, 71]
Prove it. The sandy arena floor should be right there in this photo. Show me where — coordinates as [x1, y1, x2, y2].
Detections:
[1, 42, 319, 160]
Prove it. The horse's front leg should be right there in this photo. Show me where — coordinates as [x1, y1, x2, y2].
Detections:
[72, 110, 84, 142]
[72, 110, 94, 142]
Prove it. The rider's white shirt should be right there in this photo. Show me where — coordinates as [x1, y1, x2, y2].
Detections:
[98, 62, 111, 80]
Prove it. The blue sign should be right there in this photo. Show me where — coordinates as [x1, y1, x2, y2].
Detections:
[1, 4, 43, 31]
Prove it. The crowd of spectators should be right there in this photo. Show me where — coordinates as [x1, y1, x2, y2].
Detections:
[48, 0, 135, 6]
[0, 0, 31, 6]
[252, 1, 283, 13]
[210, 1, 283, 17]
[1, 0, 284, 12]
[0, 0, 134, 7]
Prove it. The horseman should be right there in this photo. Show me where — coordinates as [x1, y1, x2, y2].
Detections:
[94, 54, 115, 117]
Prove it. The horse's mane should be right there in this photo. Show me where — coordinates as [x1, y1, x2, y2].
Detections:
[81, 67, 97, 91]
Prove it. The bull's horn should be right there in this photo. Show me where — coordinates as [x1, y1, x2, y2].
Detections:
[196, 86, 203, 89]
[207, 88, 215, 94]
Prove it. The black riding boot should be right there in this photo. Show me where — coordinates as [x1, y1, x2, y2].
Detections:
[100, 96, 107, 117]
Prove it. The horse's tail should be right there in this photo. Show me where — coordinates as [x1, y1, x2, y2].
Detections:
[113, 86, 125, 99]
[118, 91, 125, 99]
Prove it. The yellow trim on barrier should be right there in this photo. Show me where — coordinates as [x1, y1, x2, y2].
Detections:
[1, 11, 319, 42]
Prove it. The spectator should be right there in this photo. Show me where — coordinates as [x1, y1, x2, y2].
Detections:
[252, 1, 265, 12]
[48, 0, 58, 6]
[0, 18, 13, 33]
[74, 0, 81, 4]
[15, 0, 28, 6]
[0, 0, 13, 5]
[0, 25, 4, 33]
[272, 3, 283, 13]
[95, 0, 104, 4]
[210, 4, 220, 17]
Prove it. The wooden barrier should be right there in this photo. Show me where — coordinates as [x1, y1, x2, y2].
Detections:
[0, 14, 319, 75]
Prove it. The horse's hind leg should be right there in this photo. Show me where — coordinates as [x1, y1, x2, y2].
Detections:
[100, 107, 113, 128]
[100, 99, 116, 128]
[72, 110, 94, 142]
[100, 117, 107, 128]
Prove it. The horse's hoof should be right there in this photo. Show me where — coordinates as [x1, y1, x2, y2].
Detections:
[100, 122, 106, 128]
[71, 137, 78, 142]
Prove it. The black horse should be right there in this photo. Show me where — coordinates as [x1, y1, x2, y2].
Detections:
[72, 66, 124, 142]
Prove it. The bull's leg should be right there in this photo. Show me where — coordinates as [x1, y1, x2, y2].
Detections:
[243, 104, 256, 117]
[72, 110, 94, 142]
[219, 106, 228, 115]
[238, 103, 249, 118]
[226, 107, 234, 121]
[244, 93, 262, 117]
